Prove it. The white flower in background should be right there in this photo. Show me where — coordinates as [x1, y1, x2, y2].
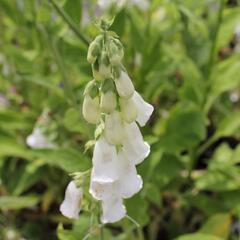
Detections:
[60, 181, 83, 220]
[26, 128, 55, 149]
[235, 25, 240, 42]
[97, 0, 149, 11]
[115, 71, 135, 99]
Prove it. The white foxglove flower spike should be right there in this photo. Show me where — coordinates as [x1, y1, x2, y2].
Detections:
[60, 181, 83, 220]
[80, 22, 154, 224]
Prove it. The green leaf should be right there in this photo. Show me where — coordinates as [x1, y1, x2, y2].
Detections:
[32, 148, 91, 173]
[176, 233, 223, 240]
[0, 195, 40, 210]
[126, 194, 150, 226]
[199, 213, 231, 239]
[160, 103, 206, 153]
[195, 167, 240, 191]
[152, 154, 183, 189]
[213, 111, 240, 139]
[57, 224, 78, 240]
[64, 0, 81, 25]
[63, 108, 92, 136]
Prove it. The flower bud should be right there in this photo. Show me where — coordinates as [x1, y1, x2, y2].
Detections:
[119, 96, 137, 123]
[82, 95, 101, 124]
[92, 60, 105, 81]
[101, 91, 117, 113]
[87, 35, 103, 64]
[115, 70, 134, 99]
[108, 38, 124, 66]
[104, 111, 124, 145]
[99, 51, 112, 78]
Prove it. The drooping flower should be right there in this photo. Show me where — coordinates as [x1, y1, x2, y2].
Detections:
[91, 137, 119, 182]
[82, 80, 101, 124]
[104, 111, 124, 145]
[122, 122, 150, 165]
[114, 70, 135, 99]
[119, 96, 138, 123]
[26, 128, 55, 149]
[132, 91, 154, 126]
[60, 181, 83, 220]
[82, 95, 101, 124]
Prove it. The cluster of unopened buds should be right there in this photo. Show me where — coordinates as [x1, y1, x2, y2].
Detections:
[60, 20, 153, 224]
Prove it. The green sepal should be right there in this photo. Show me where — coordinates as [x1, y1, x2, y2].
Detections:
[84, 80, 99, 99]
[101, 78, 115, 93]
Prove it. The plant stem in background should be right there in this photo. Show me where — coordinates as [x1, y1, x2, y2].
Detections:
[49, 32, 76, 104]
[206, 0, 225, 78]
[48, 0, 90, 46]
[189, 0, 225, 178]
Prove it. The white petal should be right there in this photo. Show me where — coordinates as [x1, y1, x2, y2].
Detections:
[119, 96, 138, 123]
[123, 122, 150, 165]
[101, 197, 126, 223]
[82, 95, 101, 124]
[115, 71, 135, 99]
[100, 91, 117, 113]
[117, 150, 143, 198]
[60, 181, 82, 220]
[89, 174, 115, 200]
[26, 128, 55, 149]
[104, 111, 124, 145]
[133, 91, 154, 127]
[92, 137, 119, 182]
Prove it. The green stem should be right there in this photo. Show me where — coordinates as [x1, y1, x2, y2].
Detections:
[51, 36, 76, 104]
[204, 0, 225, 110]
[206, 0, 225, 78]
[48, 0, 90, 46]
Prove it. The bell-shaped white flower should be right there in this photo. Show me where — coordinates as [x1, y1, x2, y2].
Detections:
[119, 97, 137, 123]
[60, 181, 82, 220]
[104, 111, 124, 145]
[101, 197, 126, 223]
[92, 137, 119, 182]
[115, 71, 134, 99]
[132, 91, 154, 126]
[123, 122, 150, 165]
[100, 91, 117, 113]
[89, 176, 115, 200]
[82, 95, 101, 124]
[26, 128, 55, 149]
[117, 150, 143, 198]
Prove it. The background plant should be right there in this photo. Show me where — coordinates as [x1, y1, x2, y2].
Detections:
[1, 0, 240, 239]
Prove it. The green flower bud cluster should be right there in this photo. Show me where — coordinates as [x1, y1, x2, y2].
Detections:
[82, 26, 126, 126]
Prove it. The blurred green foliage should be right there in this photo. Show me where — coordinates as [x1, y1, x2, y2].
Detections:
[1, 0, 240, 239]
